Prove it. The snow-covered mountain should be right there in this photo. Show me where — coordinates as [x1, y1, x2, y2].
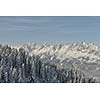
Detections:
[12, 42, 100, 82]
[0, 42, 100, 82]
[18, 42, 100, 63]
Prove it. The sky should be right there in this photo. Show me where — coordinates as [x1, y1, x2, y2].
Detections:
[0, 16, 100, 44]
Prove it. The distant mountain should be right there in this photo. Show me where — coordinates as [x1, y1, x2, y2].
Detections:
[0, 42, 99, 83]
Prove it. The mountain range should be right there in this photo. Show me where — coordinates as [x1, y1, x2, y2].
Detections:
[0, 42, 100, 83]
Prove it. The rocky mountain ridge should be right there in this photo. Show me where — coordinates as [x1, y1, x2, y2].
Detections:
[0, 42, 99, 83]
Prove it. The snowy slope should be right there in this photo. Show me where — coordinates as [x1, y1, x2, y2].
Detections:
[16, 42, 100, 64]
[0, 42, 100, 83]
[11, 42, 100, 80]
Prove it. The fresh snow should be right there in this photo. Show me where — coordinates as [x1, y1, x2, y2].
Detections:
[0, 42, 99, 83]
[13, 42, 100, 63]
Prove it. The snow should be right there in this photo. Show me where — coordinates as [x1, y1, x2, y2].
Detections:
[13, 42, 100, 63]
[0, 42, 99, 83]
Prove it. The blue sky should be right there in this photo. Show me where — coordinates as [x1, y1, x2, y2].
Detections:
[0, 16, 100, 44]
